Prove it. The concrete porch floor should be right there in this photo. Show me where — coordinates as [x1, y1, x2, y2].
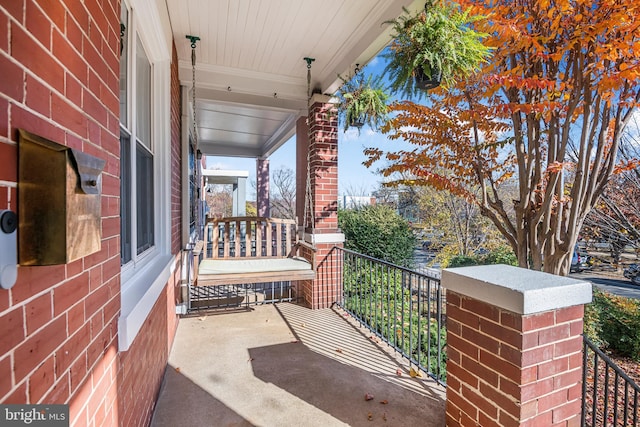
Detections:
[151, 303, 446, 427]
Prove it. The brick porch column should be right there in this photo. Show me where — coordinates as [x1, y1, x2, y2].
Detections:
[296, 94, 343, 309]
[256, 158, 269, 217]
[442, 265, 592, 427]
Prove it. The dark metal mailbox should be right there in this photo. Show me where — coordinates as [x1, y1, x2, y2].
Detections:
[18, 129, 106, 265]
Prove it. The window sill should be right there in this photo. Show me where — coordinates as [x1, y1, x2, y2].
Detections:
[118, 253, 175, 351]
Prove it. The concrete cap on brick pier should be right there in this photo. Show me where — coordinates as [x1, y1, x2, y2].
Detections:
[442, 264, 592, 315]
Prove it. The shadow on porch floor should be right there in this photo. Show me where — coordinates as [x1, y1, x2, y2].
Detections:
[151, 303, 445, 427]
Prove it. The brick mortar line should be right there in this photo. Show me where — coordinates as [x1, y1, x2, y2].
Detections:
[6, 311, 71, 403]
[1, 26, 119, 113]
[2, 79, 116, 154]
[455, 302, 583, 335]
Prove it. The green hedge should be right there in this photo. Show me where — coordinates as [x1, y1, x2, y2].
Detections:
[585, 288, 640, 361]
[338, 205, 416, 266]
[447, 246, 517, 268]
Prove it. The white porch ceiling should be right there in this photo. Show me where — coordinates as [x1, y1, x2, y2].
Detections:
[165, 0, 422, 158]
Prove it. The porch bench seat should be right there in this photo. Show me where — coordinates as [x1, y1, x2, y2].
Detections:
[197, 257, 314, 286]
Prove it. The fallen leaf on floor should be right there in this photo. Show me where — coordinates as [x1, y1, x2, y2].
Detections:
[175, 367, 180, 373]
[367, 413, 373, 421]
[335, 348, 343, 354]
[301, 323, 306, 327]
[396, 368, 402, 376]
[409, 367, 423, 378]
[379, 400, 388, 404]
[343, 312, 349, 317]
[247, 357, 255, 362]
[364, 393, 374, 401]
[198, 317, 206, 321]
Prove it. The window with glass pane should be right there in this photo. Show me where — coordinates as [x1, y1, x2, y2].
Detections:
[119, 4, 155, 266]
[119, 7, 128, 126]
[188, 141, 196, 234]
[136, 35, 151, 149]
[120, 133, 132, 264]
[136, 142, 154, 254]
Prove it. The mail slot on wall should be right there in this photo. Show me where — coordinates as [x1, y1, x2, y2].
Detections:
[18, 129, 106, 265]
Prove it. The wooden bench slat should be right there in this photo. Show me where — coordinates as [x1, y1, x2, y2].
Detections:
[247, 219, 253, 257]
[223, 222, 230, 258]
[235, 219, 241, 257]
[285, 223, 292, 256]
[276, 222, 282, 257]
[266, 220, 272, 257]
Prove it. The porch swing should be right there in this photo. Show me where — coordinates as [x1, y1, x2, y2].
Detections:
[190, 45, 317, 288]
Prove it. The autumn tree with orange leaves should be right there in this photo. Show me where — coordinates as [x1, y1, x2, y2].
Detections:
[368, 0, 640, 274]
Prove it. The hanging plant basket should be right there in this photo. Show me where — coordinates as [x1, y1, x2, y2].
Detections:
[350, 115, 366, 130]
[337, 73, 389, 132]
[383, 2, 491, 97]
[414, 66, 442, 91]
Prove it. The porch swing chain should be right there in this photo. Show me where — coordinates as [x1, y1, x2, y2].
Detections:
[187, 36, 200, 153]
[303, 57, 316, 245]
[186, 35, 200, 239]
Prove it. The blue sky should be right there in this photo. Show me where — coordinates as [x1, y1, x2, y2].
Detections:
[205, 55, 399, 198]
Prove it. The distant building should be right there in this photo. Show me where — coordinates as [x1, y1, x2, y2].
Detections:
[340, 195, 376, 209]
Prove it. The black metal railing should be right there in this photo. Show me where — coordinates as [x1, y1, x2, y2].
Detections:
[322, 247, 447, 385]
[582, 335, 640, 426]
[188, 281, 296, 311]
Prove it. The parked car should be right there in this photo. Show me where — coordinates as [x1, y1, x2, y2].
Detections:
[570, 247, 590, 273]
[623, 264, 640, 285]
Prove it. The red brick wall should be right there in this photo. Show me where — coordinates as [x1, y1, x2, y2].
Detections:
[167, 41, 181, 346]
[446, 290, 584, 427]
[117, 267, 179, 427]
[170, 42, 182, 255]
[298, 243, 343, 309]
[0, 2, 181, 426]
[308, 100, 339, 233]
[0, 0, 123, 413]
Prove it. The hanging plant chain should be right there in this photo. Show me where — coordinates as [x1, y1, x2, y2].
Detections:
[303, 57, 315, 242]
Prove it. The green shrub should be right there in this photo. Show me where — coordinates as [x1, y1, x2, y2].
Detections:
[338, 205, 416, 266]
[585, 289, 640, 361]
[448, 255, 477, 267]
[446, 246, 517, 268]
[481, 246, 517, 266]
[584, 289, 604, 347]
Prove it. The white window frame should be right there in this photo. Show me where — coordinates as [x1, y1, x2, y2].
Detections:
[118, 0, 173, 351]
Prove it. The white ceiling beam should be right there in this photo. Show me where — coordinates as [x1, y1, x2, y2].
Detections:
[199, 141, 263, 158]
[186, 84, 308, 115]
[179, 61, 308, 104]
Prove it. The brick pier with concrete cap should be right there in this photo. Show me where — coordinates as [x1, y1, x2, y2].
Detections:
[442, 264, 592, 427]
[296, 94, 344, 309]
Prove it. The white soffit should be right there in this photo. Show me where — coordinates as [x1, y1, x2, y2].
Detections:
[166, 0, 423, 158]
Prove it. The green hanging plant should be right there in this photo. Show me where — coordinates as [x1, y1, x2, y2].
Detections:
[336, 73, 389, 132]
[384, 1, 491, 97]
